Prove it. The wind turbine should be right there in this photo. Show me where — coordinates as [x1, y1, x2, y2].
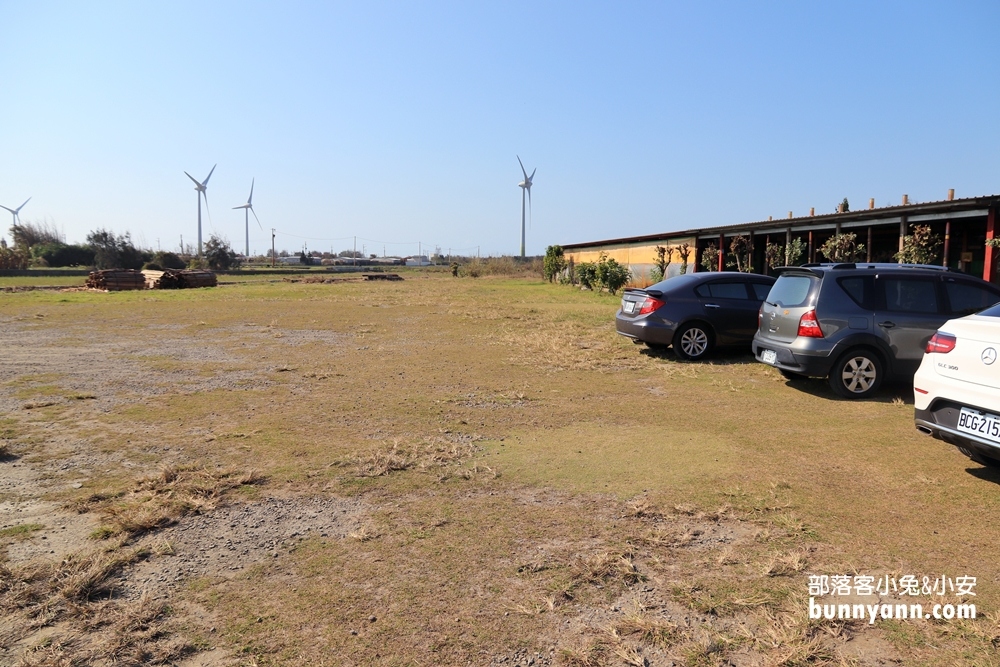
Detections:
[517, 156, 535, 258]
[183, 164, 216, 256]
[0, 197, 31, 228]
[232, 179, 262, 257]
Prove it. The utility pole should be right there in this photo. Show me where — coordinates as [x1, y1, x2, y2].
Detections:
[271, 229, 276, 268]
[180, 235, 183, 254]
[353, 236, 357, 266]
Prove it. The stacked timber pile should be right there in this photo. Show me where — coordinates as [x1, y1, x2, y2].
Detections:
[144, 269, 217, 289]
[176, 269, 217, 288]
[86, 269, 146, 291]
[363, 273, 403, 281]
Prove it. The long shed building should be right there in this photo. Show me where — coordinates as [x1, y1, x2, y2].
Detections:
[562, 192, 999, 285]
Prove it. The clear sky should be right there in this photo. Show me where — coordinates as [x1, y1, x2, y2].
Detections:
[2, 1, 999, 257]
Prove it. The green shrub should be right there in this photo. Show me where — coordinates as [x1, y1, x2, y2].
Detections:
[543, 245, 566, 283]
[152, 251, 186, 270]
[30, 242, 95, 267]
[595, 254, 631, 295]
[576, 262, 598, 289]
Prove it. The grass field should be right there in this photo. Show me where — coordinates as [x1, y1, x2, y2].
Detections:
[1, 273, 998, 666]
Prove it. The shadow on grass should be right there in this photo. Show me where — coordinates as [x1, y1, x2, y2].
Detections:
[772, 375, 915, 405]
[965, 466, 1000, 485]
[637, 345, 758, 366]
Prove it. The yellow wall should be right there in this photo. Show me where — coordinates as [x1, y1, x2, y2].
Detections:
[565, 238, 697, 286]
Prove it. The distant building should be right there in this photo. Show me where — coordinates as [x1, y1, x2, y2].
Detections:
[562, 192, 999, 285]
[405, 255, 431, 266]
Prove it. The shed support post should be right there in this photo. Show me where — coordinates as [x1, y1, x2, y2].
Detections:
[718, 233, 725, 272]
[986, 207, 997, 283]
[943, 221, 951, 268]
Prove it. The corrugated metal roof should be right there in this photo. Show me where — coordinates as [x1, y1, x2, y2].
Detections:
[561, 194, 1000, 250]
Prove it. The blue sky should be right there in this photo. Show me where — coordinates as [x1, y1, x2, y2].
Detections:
[2, 1, 999, 257]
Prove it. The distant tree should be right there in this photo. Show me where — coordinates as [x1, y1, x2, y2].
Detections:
[594, 252, 631, 295]
[700, 243, 720, 272]
[785, 237, 805, 266]
[677, 243, 692, 274]
[30, 242, 95, 267]
[0, 239, 29, 269]
[727, 235, 753, 272]
[338, 249, 362, 258]
[86, 228, 146, 269]
[820, 233, 865, 262]
[652, 245, 673, 282]
[151, 250, 186, 270]
[204, 234, 241, 271]
[575, 262, 598, 289]
[299, 251, 311, 265]
[543, 245, 566, 282]
[895, 225, 942, 265]
[765, 241, 784, 270]
[10, 220, 62, 250]
[838, 198, 850, 213]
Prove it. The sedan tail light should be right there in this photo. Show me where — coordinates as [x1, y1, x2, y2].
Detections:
[925, 331, 956, 354]
[638, 297, 665, 315]
[796, 309, 823, 338]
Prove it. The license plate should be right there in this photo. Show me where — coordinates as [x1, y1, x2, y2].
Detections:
[623, 301, 636, 314]
[761, 349, 777, 365]
[957, 408, 1000, 444]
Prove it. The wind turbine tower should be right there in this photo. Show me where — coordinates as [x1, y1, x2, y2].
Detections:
[184, 164, 216, 255]
[0, 197, 31, 228]
[517, 156, 535, 258]
[232, 179, 262, 257]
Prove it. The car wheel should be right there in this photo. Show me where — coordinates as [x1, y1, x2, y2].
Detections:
[828, 349, 883, 399]
[673, 323, 713, 361]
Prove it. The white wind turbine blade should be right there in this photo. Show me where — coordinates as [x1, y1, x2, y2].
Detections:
[250, 206, 262, 231]
[0, 204, 15, 215]
[15, 197, 31, 213]
[247, 178, 254, 205]
[202, 191, 212, 225]
[202, 164, 217, 186]
[184, 171, 202, 188]
[517, 155, 529, 182]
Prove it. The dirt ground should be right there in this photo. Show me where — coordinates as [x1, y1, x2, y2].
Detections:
[1, 278, 997, 666]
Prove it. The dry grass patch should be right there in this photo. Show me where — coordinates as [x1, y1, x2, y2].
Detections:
[350, 438, 480, 478]
[0, 540, 194, 665]
[78, 465, 265, 539]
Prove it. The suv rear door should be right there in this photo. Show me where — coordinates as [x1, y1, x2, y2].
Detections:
[757, 271, 817, 343]
[875, 275, 948, 376]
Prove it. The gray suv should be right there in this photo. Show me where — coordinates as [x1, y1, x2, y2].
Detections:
[752, 263, 1000, 398]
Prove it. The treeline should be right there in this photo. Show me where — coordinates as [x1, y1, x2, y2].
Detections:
[0, 220, 240, 271]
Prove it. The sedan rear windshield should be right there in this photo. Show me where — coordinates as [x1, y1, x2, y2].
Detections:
[979, 302, 1000, 318]
[767, 274, 814, 307]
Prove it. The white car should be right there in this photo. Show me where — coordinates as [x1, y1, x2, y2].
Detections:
[914, 302, 1000, 467]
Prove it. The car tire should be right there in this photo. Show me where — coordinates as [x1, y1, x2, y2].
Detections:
[673, 323, 713, 361]
[828, 348, 883, 399]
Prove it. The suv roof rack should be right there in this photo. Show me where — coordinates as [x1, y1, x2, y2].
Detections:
[798, 262, 951, 272]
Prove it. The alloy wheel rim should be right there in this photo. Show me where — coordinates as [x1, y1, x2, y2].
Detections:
[681, 328, 708, 357]
[841, 357, 876, 393]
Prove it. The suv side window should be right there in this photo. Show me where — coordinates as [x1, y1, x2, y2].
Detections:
[944, 280, 1000, 316]
[881, 278, 939, 314]
[837, 276, 873, 308]
[694, 282, 750, 299]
